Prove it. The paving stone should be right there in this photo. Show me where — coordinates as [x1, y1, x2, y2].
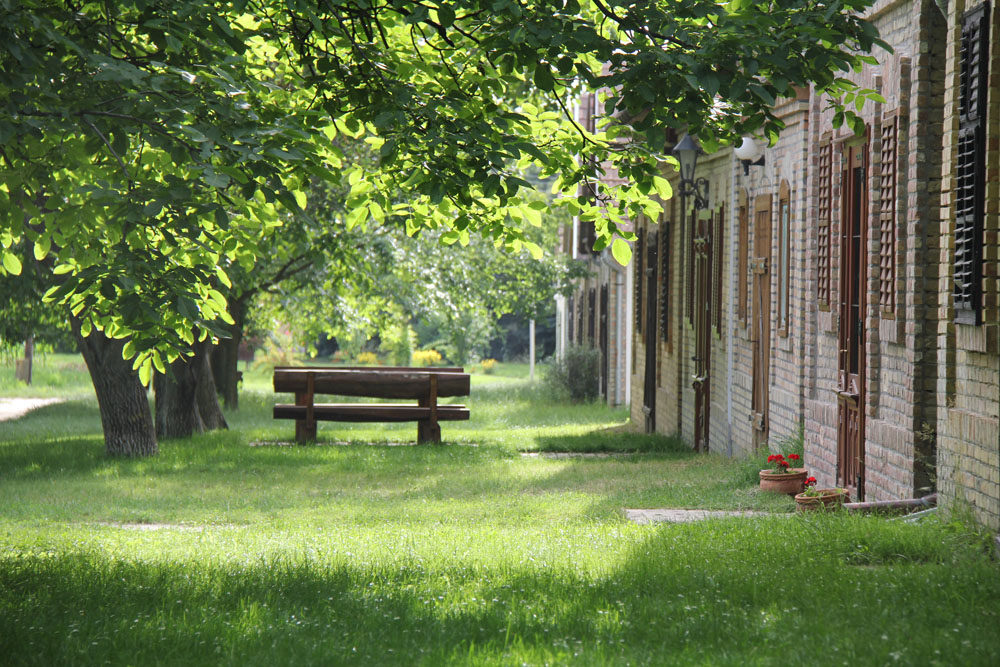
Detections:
[624, 509, 782, 525]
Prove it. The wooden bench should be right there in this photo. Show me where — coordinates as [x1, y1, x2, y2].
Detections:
[272, 366, 470, 443]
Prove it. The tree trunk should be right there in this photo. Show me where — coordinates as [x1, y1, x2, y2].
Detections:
[192, 338, 228, 430]
[211, 297, 245, 410]
[154, 339, 229, 439]
[72, 318, 157, 457]
[154, 357, 204, 440]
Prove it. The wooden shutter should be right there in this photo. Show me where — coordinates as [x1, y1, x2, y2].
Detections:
[879, 112, 899, 316]
[778, 181, 791, 337]
[659, 223, 671, 344]
[714, 205, 724, 335]
[737, 190, 749, 324]
[955, 3, 989, 324]
[817, 138, 833, 310]
[635, 228, 645, 334]
[686, 212, 695, 323]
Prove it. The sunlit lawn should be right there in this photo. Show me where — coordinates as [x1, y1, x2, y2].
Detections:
[1, 356, 998, 665]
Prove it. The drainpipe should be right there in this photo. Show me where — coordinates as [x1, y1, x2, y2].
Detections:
[844, 493, 937, 514]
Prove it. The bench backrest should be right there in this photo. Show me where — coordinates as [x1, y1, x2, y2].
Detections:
[274, 365, 464, 373]
[273, 369, 470, 399]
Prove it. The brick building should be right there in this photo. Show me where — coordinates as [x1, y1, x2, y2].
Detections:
[555, 91, 632, 406]
[569, 0, 999, 528]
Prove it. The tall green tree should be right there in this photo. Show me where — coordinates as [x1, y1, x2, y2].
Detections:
[0, 0, 885, 455]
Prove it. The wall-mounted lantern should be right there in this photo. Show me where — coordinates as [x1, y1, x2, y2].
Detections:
[734, 135, 766, 176]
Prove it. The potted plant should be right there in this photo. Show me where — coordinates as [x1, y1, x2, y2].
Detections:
[794, 477, 848, 511]
[758, 453, 808, 495]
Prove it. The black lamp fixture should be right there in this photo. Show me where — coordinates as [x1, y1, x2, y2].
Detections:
[734, 135, 766, 176]
[672, 133, 709, 211]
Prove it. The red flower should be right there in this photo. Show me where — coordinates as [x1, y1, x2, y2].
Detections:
[767, 455, 778, 463]
[788, 454, 801, 461]
[805, 476, 817, 486]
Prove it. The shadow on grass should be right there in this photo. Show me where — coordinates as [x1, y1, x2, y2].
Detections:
[2, 517, 998, 666]
[533, 425, 688, 454]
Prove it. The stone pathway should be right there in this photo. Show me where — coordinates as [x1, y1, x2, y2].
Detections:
[624, 509, 778, 525]
[0, 397, 64, 422]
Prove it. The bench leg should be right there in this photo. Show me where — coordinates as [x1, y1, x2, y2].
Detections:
[295, 419, 317, 443]
[418, 420, 441, 444]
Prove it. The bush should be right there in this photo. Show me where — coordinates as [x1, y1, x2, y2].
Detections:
[412, 349, 443, 367]
[543, 345, 601, 402]
[480, 359, 498, 374]
[356, 351, 379, 366]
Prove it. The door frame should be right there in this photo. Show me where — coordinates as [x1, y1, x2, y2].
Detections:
[692, 209, 713, 452]
[751, 194, 772, 449]
[643, 231, 659, 433]
[837, 139, 869, 499]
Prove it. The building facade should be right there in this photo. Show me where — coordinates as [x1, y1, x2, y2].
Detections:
[586, 0, 1000, 528]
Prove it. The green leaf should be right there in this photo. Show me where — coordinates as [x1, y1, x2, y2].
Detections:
[33, 236, 51, 261]
[437, 5, 455, 27]
[533, 64, 555, 92]
[611, 238, 632, 266]
[1, 250, 22, 275]
[138, 358, 152, 386]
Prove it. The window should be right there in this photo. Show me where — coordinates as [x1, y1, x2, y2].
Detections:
[737, 190, 749, 324]
[954, 3, 989, 324]
[778, 181, 791, 337]
[879, 112, 899, 316]
[817, 137, 833, 309]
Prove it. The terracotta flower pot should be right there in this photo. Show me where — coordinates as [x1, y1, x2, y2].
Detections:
[794, 488, 848, 512]
[759, 468, 808, 495]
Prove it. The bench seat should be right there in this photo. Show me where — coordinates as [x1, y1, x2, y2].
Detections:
[273, 403, 470, 423]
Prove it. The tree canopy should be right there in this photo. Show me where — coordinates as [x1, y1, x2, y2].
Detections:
[0, 0, 886, 380]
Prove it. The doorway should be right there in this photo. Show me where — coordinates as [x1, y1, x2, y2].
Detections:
[837, 141, 868, 499]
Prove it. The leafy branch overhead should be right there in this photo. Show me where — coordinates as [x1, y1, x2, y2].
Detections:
[0, 0, 886, 372]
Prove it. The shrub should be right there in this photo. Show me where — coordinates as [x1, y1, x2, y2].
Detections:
[356, 351, 379, 366]
[412, 349, 443, 367]
[480, 359, 498, 375]
[543, 345, 601, 402]
[379, 322, 414, 366]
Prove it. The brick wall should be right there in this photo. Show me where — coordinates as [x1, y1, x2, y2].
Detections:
[936, 0, 1000, 530]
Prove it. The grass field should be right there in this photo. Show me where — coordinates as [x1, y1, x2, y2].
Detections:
[1, 355, 999, 665]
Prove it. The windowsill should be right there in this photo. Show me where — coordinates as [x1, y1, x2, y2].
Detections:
[956, 321, 996, 354]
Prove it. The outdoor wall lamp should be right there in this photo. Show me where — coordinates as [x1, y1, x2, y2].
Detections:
[672, 133, 709, 211]
[734, 135, 766, 176]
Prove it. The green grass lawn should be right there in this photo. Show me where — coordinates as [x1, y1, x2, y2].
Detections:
[1, 356, 999, 665]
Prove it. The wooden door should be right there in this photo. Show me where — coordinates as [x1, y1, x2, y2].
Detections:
[751, 195, 772, 448]
[837, 142, 868, 499]
[643, 231, 658, 432]
[692, 211, 713, 452]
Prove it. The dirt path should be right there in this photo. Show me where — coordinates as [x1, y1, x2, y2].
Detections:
[0, 398, 65, 422]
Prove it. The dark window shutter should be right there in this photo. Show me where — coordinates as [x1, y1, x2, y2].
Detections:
[660, 224, 671, 342]
[879, 113, 899, 316]
[737, 197, 748, 323]
[714, 205, 724, 335]
[955, 3, 989, 324]
[817, 138, 833, 309]
[635, 228, 644, 334]
[686, 213, 695, 323]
